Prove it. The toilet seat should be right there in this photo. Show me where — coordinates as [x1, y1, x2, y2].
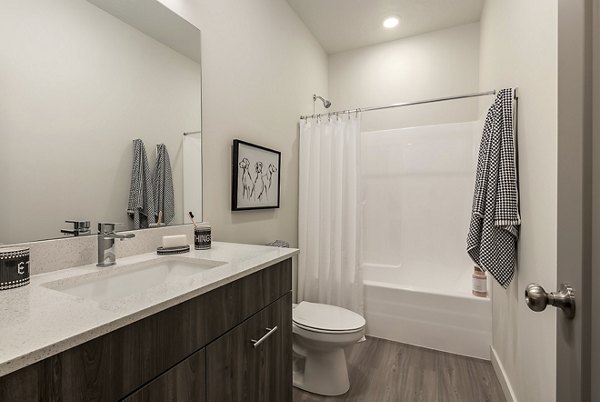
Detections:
[293, 302, 366, 333]
[293, 321, 363, 334]
[293, 321, 365, 346]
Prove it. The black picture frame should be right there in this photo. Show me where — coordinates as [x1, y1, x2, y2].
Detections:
[232, 139, 281, 211]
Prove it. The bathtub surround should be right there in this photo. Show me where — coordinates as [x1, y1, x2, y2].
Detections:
[362, 122, 480, 277]
[298, 115, 363, 314]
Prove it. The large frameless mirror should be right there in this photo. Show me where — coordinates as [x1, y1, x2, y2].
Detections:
[0, 0, 202, 245]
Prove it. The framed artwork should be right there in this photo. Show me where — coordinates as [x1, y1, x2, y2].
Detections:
[232, 140, 281, 211]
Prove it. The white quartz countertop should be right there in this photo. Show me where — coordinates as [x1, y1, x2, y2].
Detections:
[0, 242, 298, 377]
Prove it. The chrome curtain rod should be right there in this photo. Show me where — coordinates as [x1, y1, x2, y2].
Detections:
[299, 90, 501, 120]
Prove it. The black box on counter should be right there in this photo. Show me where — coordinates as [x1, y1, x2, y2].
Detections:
[0, 247, 30, 290]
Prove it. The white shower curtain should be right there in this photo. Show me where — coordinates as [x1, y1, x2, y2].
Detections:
[298, 114, 363, 315]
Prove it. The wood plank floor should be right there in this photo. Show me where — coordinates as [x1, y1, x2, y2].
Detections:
[293, 337, 505, 402]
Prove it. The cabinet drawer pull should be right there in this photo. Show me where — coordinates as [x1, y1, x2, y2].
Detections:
[250, 326, 278, 348]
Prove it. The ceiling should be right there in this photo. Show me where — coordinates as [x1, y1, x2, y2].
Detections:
[286, 0, 484, 54]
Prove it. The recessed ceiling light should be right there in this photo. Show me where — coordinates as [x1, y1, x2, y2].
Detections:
[383, 16, 399, 29]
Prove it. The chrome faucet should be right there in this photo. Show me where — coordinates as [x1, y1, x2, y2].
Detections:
[97, 223, 135, 267]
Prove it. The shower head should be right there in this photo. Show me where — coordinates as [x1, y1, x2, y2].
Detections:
[313, 94, 332, 109]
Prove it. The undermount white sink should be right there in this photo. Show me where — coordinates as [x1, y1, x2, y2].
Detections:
[45, 257, 226, 303]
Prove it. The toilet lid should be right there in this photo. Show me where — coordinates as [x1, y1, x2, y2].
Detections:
[292, 301, 366, 332]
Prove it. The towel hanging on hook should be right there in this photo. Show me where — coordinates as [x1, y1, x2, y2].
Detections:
[467, 88, 520, 288]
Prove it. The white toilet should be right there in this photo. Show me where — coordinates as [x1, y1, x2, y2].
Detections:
[292, 301, 366, 396]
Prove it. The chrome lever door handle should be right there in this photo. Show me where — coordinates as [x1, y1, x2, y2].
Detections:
[250, 326, 278, 348]
[525, 283, 576, 319]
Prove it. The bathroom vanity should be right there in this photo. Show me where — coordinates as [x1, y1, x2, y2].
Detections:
[0, 242, 296, 402]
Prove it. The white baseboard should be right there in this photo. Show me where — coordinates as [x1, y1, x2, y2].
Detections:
[490, 346, 517, 402]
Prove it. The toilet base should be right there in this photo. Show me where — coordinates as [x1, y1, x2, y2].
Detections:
[293, 347, 350, 396]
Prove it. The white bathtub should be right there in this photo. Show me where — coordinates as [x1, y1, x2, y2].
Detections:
[363, 262, 492, 360]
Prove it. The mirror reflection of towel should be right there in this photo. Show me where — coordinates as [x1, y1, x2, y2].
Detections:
[127, 139, 156, 229]
[153, 144, 174, 225]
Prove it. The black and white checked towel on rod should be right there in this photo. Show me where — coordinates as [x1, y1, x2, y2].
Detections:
[467, 88, 520, 288]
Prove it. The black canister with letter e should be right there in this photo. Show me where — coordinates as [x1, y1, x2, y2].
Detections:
[0, 247, 30, 290]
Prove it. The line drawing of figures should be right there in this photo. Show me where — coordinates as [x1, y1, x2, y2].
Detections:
[267, 164, 277, 190]
[251, 162, 263, 200]
[257, 166, 269, 201]
[239, 158, 252, 199]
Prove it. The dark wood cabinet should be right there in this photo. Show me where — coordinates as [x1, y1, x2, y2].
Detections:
[0, 258, 292, 402]
[122, 349, 206, 402]
[207, 293, 292, 402]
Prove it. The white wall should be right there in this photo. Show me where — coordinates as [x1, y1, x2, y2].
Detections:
[328, 23, 481, 132]
[158, 0, 328, 253]
[479, 1, 558, 401]
[0, 0, 201, 244]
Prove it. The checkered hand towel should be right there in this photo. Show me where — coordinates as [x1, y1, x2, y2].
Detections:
[153, 144, 175, 225]
[127, 139, 156, 229]
[467, 88, 520, 288]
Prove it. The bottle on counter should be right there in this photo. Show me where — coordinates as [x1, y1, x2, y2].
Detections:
[472, 266, 488, 297]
